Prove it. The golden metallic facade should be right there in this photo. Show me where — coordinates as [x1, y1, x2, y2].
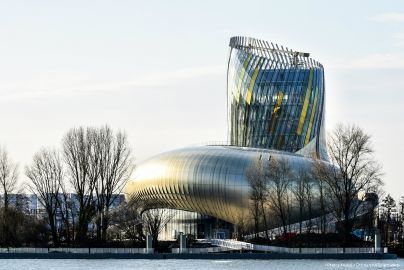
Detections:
[125, 146, 317, 224]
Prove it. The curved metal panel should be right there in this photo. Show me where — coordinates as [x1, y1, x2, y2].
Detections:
[125, 146, 317, 224]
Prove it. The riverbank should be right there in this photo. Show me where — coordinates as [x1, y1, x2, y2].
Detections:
[0, 252, 397, 260]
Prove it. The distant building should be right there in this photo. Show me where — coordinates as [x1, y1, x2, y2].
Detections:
[0, 193, 126, 231]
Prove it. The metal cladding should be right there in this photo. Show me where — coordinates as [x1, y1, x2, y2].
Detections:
[227, 36, 327, 160]
[125, 146, 315, 224]
[125, 36, 329, 225]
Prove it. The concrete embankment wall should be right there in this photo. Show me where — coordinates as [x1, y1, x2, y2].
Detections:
[0, 252, 397, 260]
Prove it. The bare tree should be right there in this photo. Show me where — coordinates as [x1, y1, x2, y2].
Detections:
[138, 199, 174, 250]
[92, 126, 134, 242]
[57, 181, 75, 244]
[26, 148, 63, 246]
[109, 199, 144, 244]
[0, 147, 18, 212]
[0, 146, 18, 246]
[316, 174, 327, 235]
[246, 157, 269, 239]
[267, 156, 292, 236]
[381, 194, 396, 244]
[62, 127, 96, 243]
[234, 211, 249, 241]
[303, 173, 314, 233]
[63, 125, 134, 244]
[313, 123, 383, 243]
[292, 170, 306, 234]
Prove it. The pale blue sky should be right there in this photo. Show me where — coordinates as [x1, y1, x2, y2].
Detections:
[0, 0, 403, 200]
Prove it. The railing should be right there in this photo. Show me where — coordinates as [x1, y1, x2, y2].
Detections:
[0, 247, 148, 254]
[0, 244, 389, 254]
[244, 202, 376, 241]
[189, 141, 232, 147]
[209, 239, 388, 254]
[171, 247, 232, 254]
[210, 239, 254, 250]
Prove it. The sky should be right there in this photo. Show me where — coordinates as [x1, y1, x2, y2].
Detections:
[0, 0, 403, 201]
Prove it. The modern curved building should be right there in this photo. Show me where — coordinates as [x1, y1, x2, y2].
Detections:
[125, 36, 329, 238]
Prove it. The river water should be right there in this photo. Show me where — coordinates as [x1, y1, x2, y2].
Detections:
[0, 259, 403, 270]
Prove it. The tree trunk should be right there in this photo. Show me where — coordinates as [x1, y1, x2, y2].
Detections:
[76, 212, 89, 244]
[254, 202, 259, 239]
[299, 204, 303, 234]
[102, 208, 109, 241]
[49, 217, 59, 247]
[95, 215, 101, 242]
[260, 201, 269, 241]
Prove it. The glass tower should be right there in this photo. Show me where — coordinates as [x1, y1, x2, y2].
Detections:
[227, 36, 327, 160]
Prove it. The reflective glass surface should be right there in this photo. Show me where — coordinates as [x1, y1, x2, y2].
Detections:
[227, 36, 327, 159]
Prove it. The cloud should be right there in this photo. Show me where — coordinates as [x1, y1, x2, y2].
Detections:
[347, 53, 404, 69]
[328, 53, 404, 70]
[393, 32, 404, 46]
[371, 12, 404, 23]
[0, 65, 225, 103]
